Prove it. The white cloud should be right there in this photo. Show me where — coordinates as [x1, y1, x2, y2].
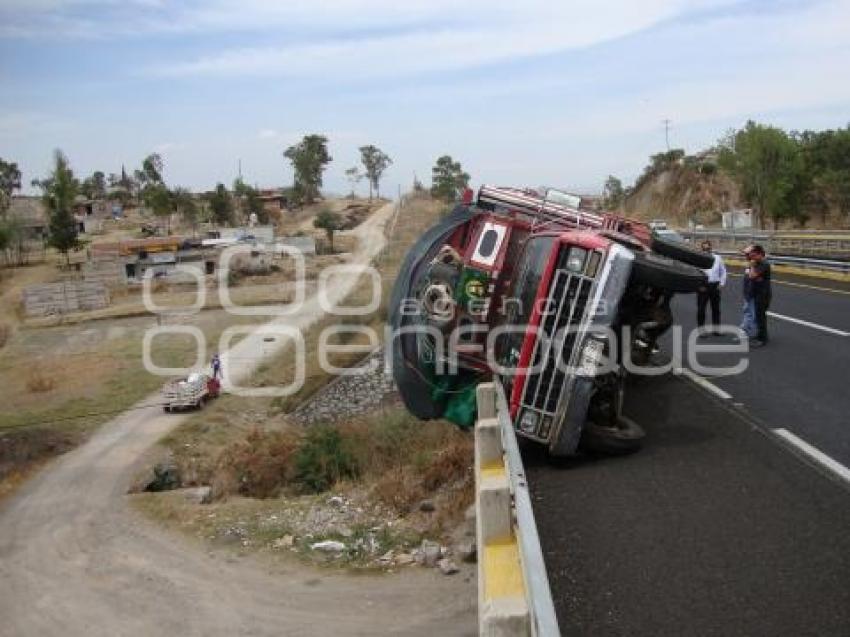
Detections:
[152, 141, 185, 153]
[2, 0, 732, 45]
[146, 1, 712, 79]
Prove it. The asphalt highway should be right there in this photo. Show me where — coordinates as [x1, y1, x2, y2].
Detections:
[526, 271, 850, 636]
[670, 270, 850, 466]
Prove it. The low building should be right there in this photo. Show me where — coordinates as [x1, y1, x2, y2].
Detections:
[6, 197, 48, 240]
[721, 208, 753, 230]
[87, 236, 218, 284]
[204, 225, 275, 244]
[258, 189, 288, 215]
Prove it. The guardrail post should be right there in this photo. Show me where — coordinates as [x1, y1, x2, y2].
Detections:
[477, 382, 497, 419]
[476, 418, 511, 543]
[475, 382, 532, 636]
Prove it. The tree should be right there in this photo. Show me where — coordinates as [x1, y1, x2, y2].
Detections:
[797, 126, 850, 221]
[430, 155, 470, 202]
[603, 175, 625, 209]
[35, 150, 79, 264]
[208, 183, 234, 226]
[0, 216, 28, 266]
[344, 167, 362, 197]
[0, 158, 22, 215]
[718, 121, 803, 228]
[143, 183, 173, 232]
[172, 187, 199, 234]
[233, 179, 268, 225]
[136, 153, 163, 187]
[283, 135, 332, 205]
[0, 217, 12, 264]
[313, 208, 344, 253]
[108, 166, 135, 206]
[80, 170, 107, 200]
[358, 145, 392, 200]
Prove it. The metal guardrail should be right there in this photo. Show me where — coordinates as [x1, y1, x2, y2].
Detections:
[475, 382, 559, 637]
[718, 252, 850, 276]
[685, 229, 850, 260]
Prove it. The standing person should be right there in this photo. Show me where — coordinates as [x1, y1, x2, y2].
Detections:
[211, 353, 221, 379]
[739, 246, 757, 339]
[747, 245, 771, 347]
[696, 240, 726, 337]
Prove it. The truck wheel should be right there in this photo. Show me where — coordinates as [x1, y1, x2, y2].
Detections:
[389, 204, 475, 420]
[580, 416, 645, 455]
[630, 252, 706, 293]
[651, 236, 715, 269]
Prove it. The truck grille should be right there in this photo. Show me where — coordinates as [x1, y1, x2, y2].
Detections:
[521, 248, 595, 416]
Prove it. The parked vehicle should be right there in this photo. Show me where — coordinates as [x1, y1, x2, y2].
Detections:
[162, 373, 220, 412]
[655, 228, 685, 243]
[390, 186, 712, 456]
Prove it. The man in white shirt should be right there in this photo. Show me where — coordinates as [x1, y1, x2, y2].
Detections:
[697, 240, 727, 337]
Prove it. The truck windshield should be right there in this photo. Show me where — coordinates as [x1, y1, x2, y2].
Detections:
[497, 235, 556, 383]
[507, 236, 555, 325]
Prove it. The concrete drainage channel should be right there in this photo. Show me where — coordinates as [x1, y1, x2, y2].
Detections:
[474, 382, 559, 636]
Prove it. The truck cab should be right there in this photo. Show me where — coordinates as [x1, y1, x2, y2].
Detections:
[390, 186, 710, 456]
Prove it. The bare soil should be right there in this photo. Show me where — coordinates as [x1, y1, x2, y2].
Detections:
[0, 201, 476, 636]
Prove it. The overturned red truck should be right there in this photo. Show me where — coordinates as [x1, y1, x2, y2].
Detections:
[389, 186, 713, 456]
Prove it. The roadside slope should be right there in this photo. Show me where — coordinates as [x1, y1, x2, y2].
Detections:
[0, 201, 476, 637]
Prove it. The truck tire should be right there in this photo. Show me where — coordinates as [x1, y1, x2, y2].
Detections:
[389, 204, 475, 420]
[580, 416, 644, 455]
[630, 251, 706, 293]
[651, 236, 714, 269]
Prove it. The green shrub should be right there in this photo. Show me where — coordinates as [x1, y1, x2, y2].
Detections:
[294, 426, 360, 493]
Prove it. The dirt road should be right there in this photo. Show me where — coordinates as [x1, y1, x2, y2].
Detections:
[0, 202, 476, 637]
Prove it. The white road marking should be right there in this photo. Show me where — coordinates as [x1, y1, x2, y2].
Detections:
[674, 367, 732, 400]
[767, 311, 850, 337]
[773, 428, 850, 486]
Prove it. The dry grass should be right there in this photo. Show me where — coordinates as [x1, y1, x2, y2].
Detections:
[0, 323, 9, 350]
[0, 427, 78, 502]
[0, 261, 58, 328]
[25, 365, 57, 394]
[146, 196, 473, 532]
[0, 309, 268, 501]
[212, 427, 301, 499]
[178, 406, 473, 528]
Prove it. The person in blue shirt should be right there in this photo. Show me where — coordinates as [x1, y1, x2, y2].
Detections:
[739, 245, 757, 339]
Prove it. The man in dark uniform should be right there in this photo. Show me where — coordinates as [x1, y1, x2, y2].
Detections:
[747, 245, 771, 347]
[696, 240, 726, 337]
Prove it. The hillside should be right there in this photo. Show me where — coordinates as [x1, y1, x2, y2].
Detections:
[622, 154, 742, 227]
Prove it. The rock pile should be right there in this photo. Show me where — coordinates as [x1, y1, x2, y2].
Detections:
[291, 349, 396, 425]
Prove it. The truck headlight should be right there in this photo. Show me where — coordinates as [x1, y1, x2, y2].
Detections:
[578, 338, 605, 376]
[518, 410, 539, 434]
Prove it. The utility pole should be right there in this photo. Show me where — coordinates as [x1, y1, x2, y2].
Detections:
[662, 119, 671, 151]
[236, 159, 243, 222]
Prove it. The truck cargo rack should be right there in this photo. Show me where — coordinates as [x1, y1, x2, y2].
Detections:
[477, 185, 604, 231]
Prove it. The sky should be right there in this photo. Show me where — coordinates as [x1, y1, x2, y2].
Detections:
[1, 0, 849, 196]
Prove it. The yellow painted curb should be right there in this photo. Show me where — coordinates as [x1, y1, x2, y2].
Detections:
[482, 536, 526, 600]
[480, 460, 507, 482]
